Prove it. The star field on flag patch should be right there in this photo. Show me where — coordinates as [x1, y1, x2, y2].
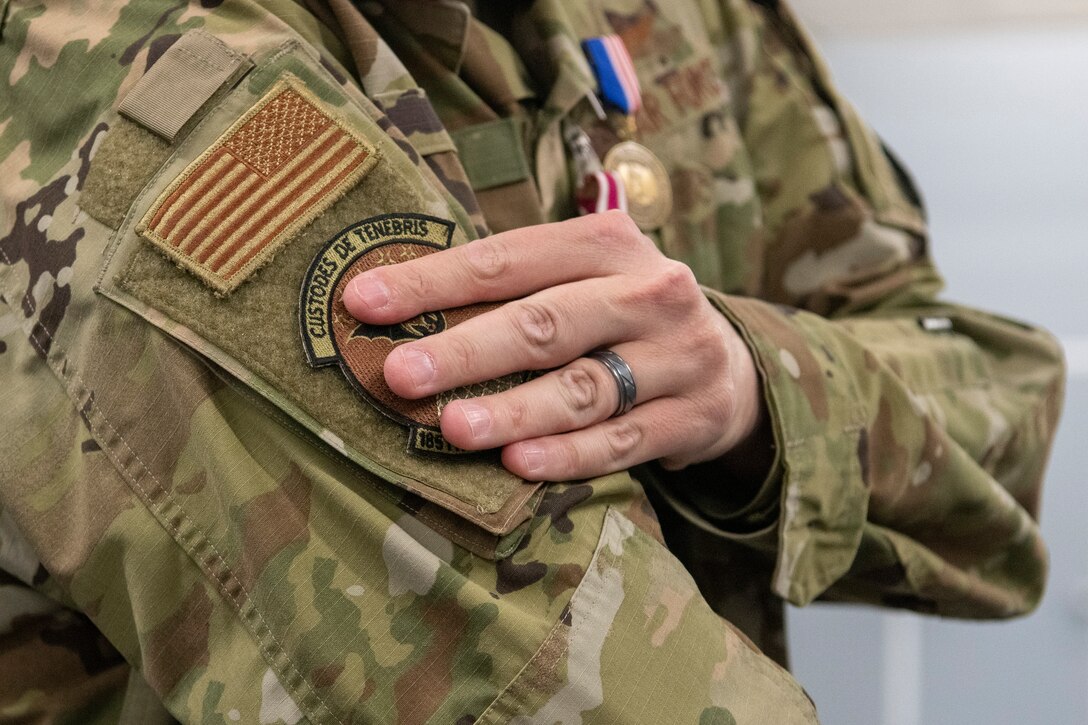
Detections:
[136, 74, 379, 294]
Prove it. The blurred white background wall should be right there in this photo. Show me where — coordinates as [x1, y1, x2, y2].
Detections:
[785, 2, 1088, 724]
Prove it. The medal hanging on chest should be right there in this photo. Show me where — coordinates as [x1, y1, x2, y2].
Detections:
[566, 34, 644, 217]
[578, 34, 673, 230]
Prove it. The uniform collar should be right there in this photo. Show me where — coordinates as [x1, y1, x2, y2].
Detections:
[382, 0, 599, 121]
[376, 0, 473, 74]
[534, 0, 598, 121]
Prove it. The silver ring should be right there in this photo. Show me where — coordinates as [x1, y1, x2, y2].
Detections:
[587, 350, 637, 417]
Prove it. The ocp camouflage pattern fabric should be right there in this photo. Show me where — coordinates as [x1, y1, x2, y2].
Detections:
[0, 0, 1064, 723]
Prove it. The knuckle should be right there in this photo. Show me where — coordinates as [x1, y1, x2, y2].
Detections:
[399, 265, 434, 301]
[557, 365, 601, 414]
[445, 334, 481, 373]
[512, 301, 561, 352]
[688, 326, 727, 366]
[604, 420, 643, 460]
[593, 211, 642, 248]
[504, 396, 531, 435]
[659, 260, 700, 300]
[555, 440, 583, 480]
[624, 260, 697, 311]
[463, 239, 509, 282]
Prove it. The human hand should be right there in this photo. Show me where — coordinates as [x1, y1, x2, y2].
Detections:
[342, 211, 765, 482]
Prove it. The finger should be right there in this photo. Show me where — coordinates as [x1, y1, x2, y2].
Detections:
[343, 211, 653, 324]
[439, 342, 672, 450]
[383, 277, 645, 398]
[499, 398, 700, 482]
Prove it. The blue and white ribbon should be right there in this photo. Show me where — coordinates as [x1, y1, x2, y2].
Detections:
[582, 35, 642, 115]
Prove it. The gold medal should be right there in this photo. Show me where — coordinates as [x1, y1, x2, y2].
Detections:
[602, 141, 672, 230]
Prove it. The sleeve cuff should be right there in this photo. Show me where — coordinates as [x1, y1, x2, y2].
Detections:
[701, 288, 871, 606]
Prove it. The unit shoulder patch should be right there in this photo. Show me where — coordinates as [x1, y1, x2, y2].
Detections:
[136, 73, 379, 295]
[300, 213, 526, 456]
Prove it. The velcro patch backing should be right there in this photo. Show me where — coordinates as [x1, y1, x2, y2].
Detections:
[136, 74, 379, 295]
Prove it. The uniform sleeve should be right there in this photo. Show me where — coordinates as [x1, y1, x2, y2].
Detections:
[676, 0, 1066, 615]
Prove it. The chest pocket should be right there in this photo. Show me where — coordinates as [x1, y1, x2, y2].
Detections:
[85, 32, 541, 558]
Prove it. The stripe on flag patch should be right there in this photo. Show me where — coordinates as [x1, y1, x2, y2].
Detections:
[582, 35, 641, 115]
[136, 74, 379, 295]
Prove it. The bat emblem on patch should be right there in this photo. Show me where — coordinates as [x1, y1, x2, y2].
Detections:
[349, 311, 447, 345]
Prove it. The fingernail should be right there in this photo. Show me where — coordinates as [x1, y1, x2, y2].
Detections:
[346, 275, 389, 310]
[400, 347, 435, 386]
[459, 402, 492, 439]
[520, 444, 546, 474]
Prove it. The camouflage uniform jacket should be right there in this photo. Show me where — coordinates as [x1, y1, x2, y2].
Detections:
[0, 0, 1065, 723]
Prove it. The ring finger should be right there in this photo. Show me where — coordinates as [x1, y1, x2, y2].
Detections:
[503, 396, 693, 482]
[439, 343, 671, 451]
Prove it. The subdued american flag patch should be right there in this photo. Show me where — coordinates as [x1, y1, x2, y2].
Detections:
[136, 74, 379, 294]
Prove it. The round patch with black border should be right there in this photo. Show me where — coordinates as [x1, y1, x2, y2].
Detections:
[299, 213, 526, 455]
